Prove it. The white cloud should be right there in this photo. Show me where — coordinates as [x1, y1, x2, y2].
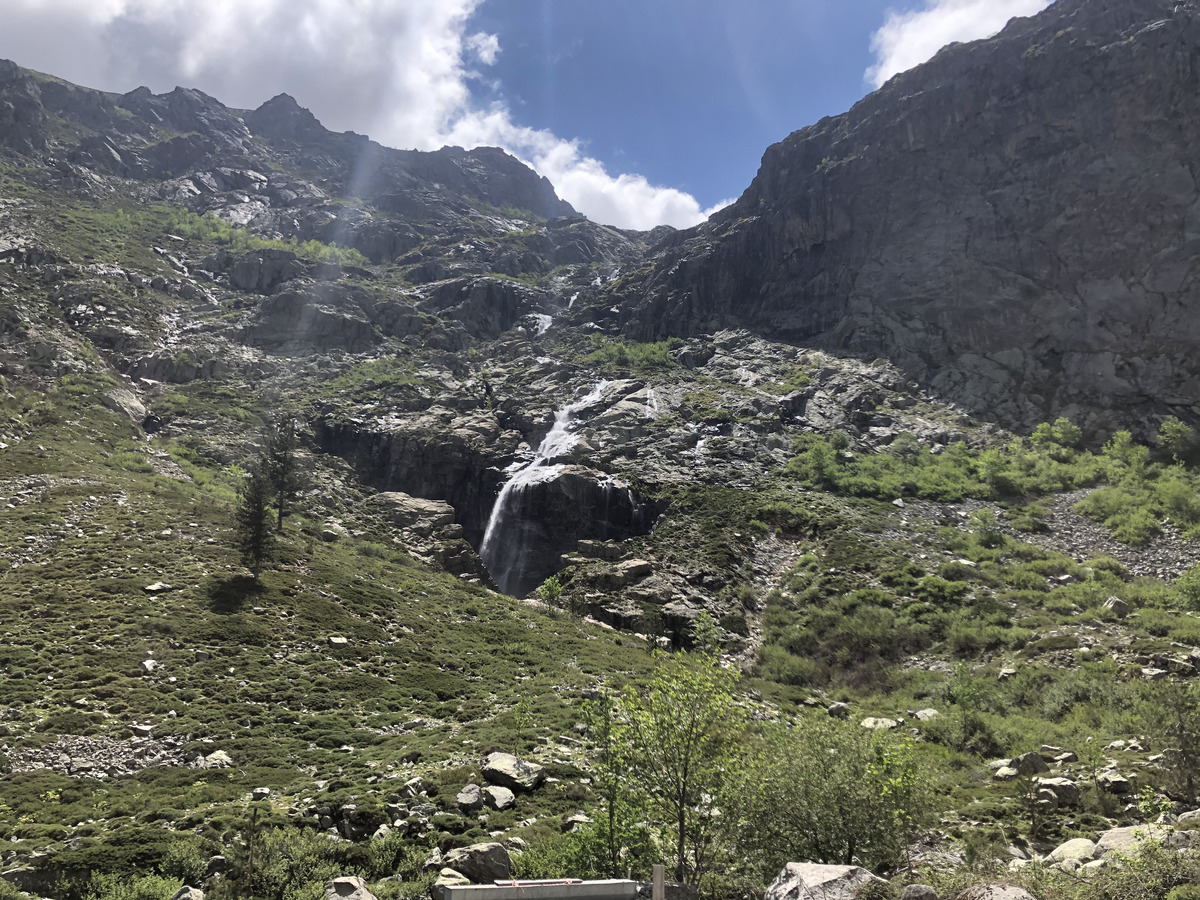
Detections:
[0, 0, 715, 229]
[866, 0, 1053, 88]
[465, 32, 501, 66]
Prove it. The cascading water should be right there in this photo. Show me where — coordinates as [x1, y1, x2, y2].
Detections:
[480, 381, 609, 594]
[644, 388, 659, 419]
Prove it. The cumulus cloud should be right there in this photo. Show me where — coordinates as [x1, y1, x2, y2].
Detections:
[0, 0, 715, 229]
[866, 0, 1053, 88]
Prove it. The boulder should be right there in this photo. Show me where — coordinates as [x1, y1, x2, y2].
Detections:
[456, 784, 483, 812]
[1049, 838, 1096, 863]
[432, 869, 471, 900]
[1097, 771, 1134, 795]
[900, 888, 939, 900]
[764, 863, 888, 900]
[1103, 596, 1130, 618]
[229, 249, 306, 294]
[102, 388, 148, 424]
[827, 702, 851, 719]
[1011, 752, 1049, 776]
[441, 842, 511, 883]
[324, 877, 376, 900]
[191, 750, 233, 769]
[483, 785, 515, 810]
[169, 888, 205, 900]
[1037, 777, 1080, 807]
[1096, 824, 1168, 857]
[861, 717, 900, 731]
[483, 752, 546, 792]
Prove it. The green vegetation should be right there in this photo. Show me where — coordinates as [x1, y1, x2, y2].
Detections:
[786, 419, 1200, 545]
[39, 200, 369, 270]
[581, 336, 682, 374]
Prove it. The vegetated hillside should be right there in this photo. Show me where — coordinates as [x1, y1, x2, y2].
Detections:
[3, 3, 1200, 897]
[617, 0, 1200, 439]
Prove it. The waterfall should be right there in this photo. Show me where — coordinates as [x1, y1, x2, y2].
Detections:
[480, 381, 608, 594]
[644, 388, 659, 419]
[534, 314, 553, 336]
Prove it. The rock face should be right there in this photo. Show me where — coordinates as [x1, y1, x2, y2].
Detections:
[481, 464, 650, 597]
[621, 0, 1200, 436]
[764, 863, 888, 900]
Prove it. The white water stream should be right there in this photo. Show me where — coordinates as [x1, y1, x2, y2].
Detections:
[479, 381, 608, 593]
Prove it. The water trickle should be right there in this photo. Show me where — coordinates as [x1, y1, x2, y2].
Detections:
[480, 381, 609, 594]
[568, 292, 579, 309]
[644, 388, 659, 419]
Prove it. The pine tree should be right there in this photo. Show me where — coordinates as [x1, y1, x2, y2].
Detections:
[262, 416, 304, 532]
[235, 463, 275, 578]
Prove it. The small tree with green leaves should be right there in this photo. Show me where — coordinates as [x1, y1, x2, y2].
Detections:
[738, 717, 928, 878]
[580, 688, 654, 879]
[619, 635, 747, 884]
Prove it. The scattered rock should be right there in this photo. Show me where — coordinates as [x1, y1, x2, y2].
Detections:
[901, 888, 939, 900]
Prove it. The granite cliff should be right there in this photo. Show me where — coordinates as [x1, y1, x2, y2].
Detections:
[618, 0, 1200, 437]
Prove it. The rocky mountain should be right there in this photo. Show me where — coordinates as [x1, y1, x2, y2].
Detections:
[618, 0, 1200, 437]
[5, 1, 1200, 898]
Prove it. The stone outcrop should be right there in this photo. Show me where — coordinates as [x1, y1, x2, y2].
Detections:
[619, 0, 1200, 437]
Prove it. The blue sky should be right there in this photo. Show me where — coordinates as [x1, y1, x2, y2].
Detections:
[2, 0, 1052, 228]
[467, 0, 904, 210]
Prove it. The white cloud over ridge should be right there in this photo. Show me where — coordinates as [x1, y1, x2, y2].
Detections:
[867, 0, 1053, 88]
[1, 0, 718, 229]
